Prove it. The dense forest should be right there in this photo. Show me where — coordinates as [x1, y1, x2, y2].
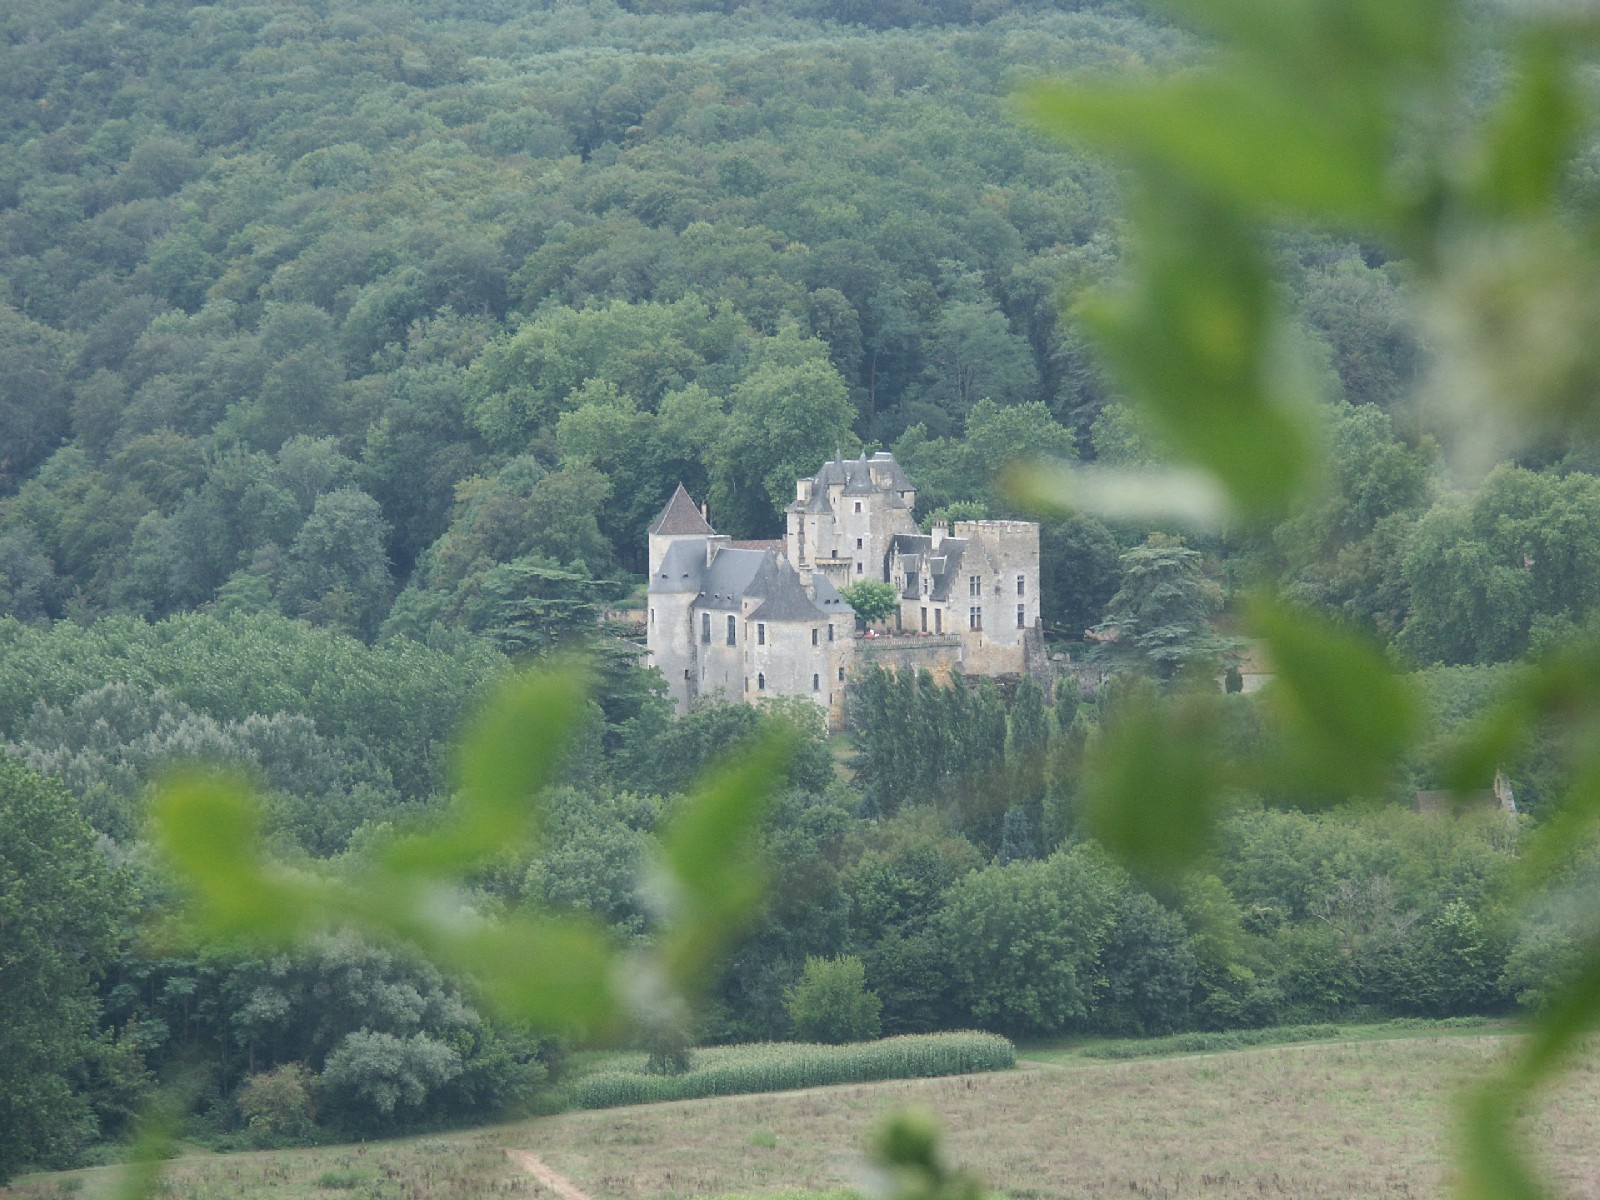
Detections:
[4, 0, 1600, 1177]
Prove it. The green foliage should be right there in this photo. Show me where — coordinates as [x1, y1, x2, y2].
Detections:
[0, 611, 501, 820]
[937, 847, 1121, 1037]
[1091, 534, 1228, 679]
[318, 1032, 462, 1132]
[839, 581, 898, 627]
[235, 1064, 317, 1146]
[785, 956, 883, 1044]
[0, 754, 127, 1183]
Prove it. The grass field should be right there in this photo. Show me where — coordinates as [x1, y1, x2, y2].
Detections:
[505, 1035, 1600, 1200]
[9, 1030, 1600, 1200]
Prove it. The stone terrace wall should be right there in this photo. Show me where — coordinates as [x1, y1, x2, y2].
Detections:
[855, 633, 964, 685]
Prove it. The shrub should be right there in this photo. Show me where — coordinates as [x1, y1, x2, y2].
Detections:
[318, 1031, 462, 1131]
[786, 956, 882, 1044]
[236, 1063, 316, 1145]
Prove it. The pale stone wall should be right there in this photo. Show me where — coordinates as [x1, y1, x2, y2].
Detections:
[855, 634, 964, 684]
[746, 616, 833, 716]
[647, 589, 700, 712]
[954, 519, 1040, 675]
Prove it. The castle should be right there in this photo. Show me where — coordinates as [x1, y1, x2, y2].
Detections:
[646, 452, 1044, 727]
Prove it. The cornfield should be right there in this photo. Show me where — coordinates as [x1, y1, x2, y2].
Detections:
[557, 1032, 1015, 1110]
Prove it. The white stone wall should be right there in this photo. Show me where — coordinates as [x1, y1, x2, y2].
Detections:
[746, 616, 833, 716]
[953, 520, 1039, 675]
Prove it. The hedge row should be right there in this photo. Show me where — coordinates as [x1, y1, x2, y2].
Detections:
[1080, 1024, 1344, 1060]
[557, 1033, 1015, 1110]
[1076, 1016, 1497, 1061]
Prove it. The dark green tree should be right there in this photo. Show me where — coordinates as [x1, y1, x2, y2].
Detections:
[0, 754, 126, 1182]
[1092, 534, 1227, 679]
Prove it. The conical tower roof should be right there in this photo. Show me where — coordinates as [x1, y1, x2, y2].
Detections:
[649, 483, 715, 536]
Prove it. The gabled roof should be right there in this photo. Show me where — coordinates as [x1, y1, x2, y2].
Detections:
[649, 484, 715, 536]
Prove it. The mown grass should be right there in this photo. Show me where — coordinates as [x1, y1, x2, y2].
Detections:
[4, 1134, 532, 1200]
[553, 1033, 1015, 1111]
[503, 1033, 1600, 1200]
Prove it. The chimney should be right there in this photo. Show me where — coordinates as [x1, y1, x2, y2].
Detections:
[932, 519, 948, 548]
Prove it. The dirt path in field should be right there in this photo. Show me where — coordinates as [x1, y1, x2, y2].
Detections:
[505, 1149, 592, 1200]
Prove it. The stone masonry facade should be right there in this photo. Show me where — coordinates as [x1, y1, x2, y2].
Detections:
[646, 452, 1044, 728]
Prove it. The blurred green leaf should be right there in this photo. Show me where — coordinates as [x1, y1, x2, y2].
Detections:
[384, 664, 589, 875]
[1471, 30, 1591, 220]
[1022, 77, 1389, 224]
[1157, 0, 1453, 84]
[112, 1084, 188, 1200]
[1249, 596, 1418, 795]
[1004, 461, 1231, 530]
[450, 916, 620, 1036]
[865, 1108, 988, 1200]
[1073, 180, 1322, 517]
[1084, 691, 1224, 879]
[655, 731, 793, 991]
[149, 771, 326, 946]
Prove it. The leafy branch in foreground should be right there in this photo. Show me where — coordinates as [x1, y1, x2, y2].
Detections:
[140, 660, 793, 1191]
[1020, 0, 1600, 1196]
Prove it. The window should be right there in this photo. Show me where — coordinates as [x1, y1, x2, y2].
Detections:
[856, 562, 864, 574]
[726, 615, 736, 645]
[828, 623, 835, 642]
[758, 673, 766, 691]
[856, 537, 863, 549]
[701, 613, 711, 643]
[854, 501, 862, 513]
[969, 606, 983, 631]
[1017, 604, 1026, 628]
[757, 622, 766, 645]
[920, 607, 928, 632]
[935, 609, 942, 634]
[811, 628, 819, 646]
[812, 673, 820, 692]
[1017, 575, 1026, 597]
[684, 668, 690, 679]
[650, 607, 655, 625]
[838, 665, 845, 681]
[969, 575, 981, 597]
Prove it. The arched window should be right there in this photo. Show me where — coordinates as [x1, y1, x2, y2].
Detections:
[812, 674, 820, 691]
[757, 673, 766, 691]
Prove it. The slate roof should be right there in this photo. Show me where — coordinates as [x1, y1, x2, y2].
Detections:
[649, 483, 715, 536]
[812, 572, 854, 614]
[749, 560, 831, 622]
[842, 454, 877, 495]
[802, 486, 834, 514]
[929, 539, 967, 602]
[699, 548, 773, 609]
[870, 452, 915, 493]
[649, 539, 707, 594]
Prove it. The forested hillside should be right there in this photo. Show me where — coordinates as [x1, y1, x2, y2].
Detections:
[5, 0, 1600, 1179]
